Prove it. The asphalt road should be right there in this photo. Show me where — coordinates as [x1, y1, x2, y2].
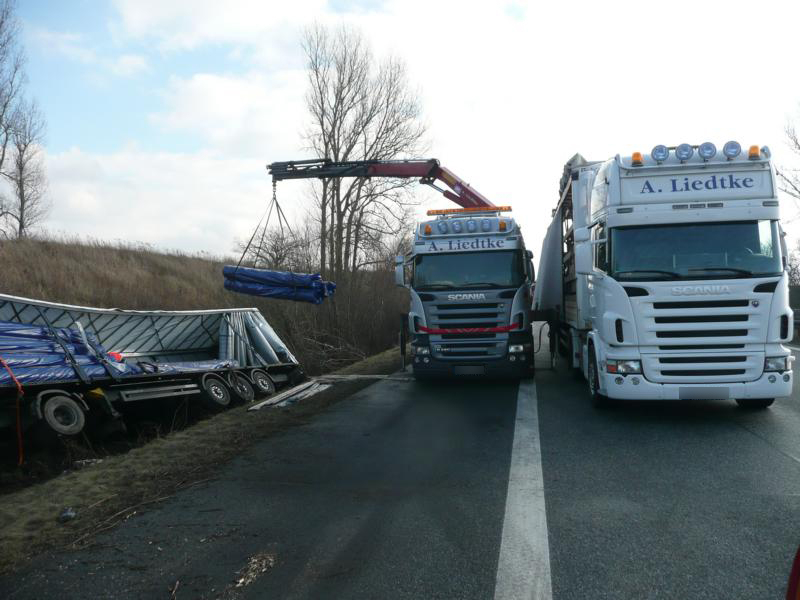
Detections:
[3, 346, 800, 599]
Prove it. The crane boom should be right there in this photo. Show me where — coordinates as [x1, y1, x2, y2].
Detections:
[267, 158, 495, 209]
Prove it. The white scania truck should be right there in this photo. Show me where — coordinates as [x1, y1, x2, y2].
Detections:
[534, 141, 794, 408]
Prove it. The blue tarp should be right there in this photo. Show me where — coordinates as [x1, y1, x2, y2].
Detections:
[0, 321, 239, 388]
[223, 266, 336, 305]
[0, 320, 141, 387]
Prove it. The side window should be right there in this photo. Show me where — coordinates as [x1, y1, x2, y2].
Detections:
[593, 221, 608, 272]
[590, 161, 610, 217]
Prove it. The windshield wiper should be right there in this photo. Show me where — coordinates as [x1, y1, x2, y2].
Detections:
[460, 283, 507, 289]
[687, 267, 754, 276]
[613, 269, 681, 279]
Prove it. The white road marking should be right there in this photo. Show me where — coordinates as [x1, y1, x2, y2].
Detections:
[494, 380, 553, 600]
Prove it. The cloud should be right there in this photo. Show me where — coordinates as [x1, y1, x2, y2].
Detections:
[45, 146, 287, 256]
[150, 70, 308, 157]
[29, 27, 148, 76]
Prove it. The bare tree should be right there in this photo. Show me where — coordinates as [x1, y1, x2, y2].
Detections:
[778, 123, 800, 208]
[302, 24, 427, 280]
[1, 100, 48, 238]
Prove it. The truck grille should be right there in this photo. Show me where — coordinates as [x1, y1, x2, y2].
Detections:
[636, 295, 765, 383]
[639, 298, 760, 348]
[425, 299, 510, 360]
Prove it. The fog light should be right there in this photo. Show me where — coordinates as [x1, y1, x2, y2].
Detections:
[768, 374, 776, 383]
[423, 357, 430, 364]
[784, 374, 791, 382]
[520, 355, 526, 361]
[510, 355, 516, 362]
[509, 344, 524, 353]
[632, 377, 640, 385]
[615, 377, 624, 385]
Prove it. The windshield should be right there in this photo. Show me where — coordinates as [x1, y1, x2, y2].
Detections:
[610, 220, 782, 281]
[413, 250, 525, 290]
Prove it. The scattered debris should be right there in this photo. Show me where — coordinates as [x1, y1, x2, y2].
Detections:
[72, 459, 104, 470]
[57, 507, 76, 523]
[168, 578, 180, 599]
[235, 553, 276, 588]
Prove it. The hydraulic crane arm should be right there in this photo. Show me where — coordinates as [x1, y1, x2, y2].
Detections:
[267, 158, 495, 209]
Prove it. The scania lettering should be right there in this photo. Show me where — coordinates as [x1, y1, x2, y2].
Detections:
[534, 141, 793, 408]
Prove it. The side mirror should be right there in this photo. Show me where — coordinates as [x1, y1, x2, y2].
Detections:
[525, 249, 533, 260]
[394, 256, 405, 287]
[574, 227, 590, 243]
[576, 241, 592, 275]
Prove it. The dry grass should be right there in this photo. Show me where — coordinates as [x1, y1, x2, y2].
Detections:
[0, 346, 401, 574]
[0, 235, 407, 374]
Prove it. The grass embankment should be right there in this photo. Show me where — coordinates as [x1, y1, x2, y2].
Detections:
[0, 346, 403, 574]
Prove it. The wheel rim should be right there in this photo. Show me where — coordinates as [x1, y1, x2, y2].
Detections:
[210, 384, 225, 400]
[254, 373, 272, 393]
[53, 405, 77, 427]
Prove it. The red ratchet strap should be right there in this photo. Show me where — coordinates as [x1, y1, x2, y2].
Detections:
[418, 324, 520, 334]
[0, 357, 24, 466]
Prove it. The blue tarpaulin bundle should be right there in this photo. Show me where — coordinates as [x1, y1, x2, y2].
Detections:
[222, 266, 336, 305]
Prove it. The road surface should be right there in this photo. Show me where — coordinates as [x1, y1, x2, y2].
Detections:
[2, 343, 800, 599]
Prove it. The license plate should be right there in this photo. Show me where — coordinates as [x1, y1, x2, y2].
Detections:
[679, 387, 730, 400]
[454, 366, 485, 375]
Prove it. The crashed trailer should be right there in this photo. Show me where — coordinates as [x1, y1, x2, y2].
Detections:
[0, 292, 302, 438]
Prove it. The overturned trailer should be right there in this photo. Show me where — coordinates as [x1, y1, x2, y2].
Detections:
[0, 293, 302, 438]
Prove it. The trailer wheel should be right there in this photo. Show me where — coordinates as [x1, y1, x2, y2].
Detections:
[200, 374, 232, 409]
[42, 395, 86, 436]
[250, 369, 275, 396]
[588, 346, 610, 409]
[228, 373, 255, 403]
[736, 398, 774, 410]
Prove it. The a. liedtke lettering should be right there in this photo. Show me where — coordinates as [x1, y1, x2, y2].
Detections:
[427, 238, 505, 252]
[640, 174, 754, 194]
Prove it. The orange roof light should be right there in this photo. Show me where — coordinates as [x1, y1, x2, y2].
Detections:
[427, 205, 512, 216]
[748, 145, 761, 160]
[631, 152, 644, 166]
[424, 224, 432, 235]
[498, 221, 507, 231]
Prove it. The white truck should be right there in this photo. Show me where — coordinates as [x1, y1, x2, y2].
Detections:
[534, 141, 794, 408]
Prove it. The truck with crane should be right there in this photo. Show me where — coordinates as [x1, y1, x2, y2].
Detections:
[268, 158, 536, 378]
[534, 141, 793, 408]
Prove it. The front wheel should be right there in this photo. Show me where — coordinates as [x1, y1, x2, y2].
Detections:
[588, 347, 610, 409]
[736, 398, 774, 410]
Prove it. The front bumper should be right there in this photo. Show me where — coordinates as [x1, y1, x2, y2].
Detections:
[411, 355, 534, 378]
[598, 369, 793, 401]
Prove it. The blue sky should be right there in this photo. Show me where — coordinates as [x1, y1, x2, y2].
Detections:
[13, 0, 800, 256]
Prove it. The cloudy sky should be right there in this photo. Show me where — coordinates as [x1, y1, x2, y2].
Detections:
[20, 0, 800, 262]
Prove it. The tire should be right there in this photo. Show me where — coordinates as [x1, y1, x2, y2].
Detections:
[588, 346, 610, 409]
[227, 372, 255, 403]
[736, 398, 774, 410]
[249, 369, 275, 396]
[199, 374, 232, 410]
[42, 395, 86, 436]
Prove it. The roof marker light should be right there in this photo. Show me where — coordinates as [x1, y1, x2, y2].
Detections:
[631, 152, 644, 166]
[722, 140, 741, 159]
[748, 145, 760, 160]
[499, 221, 507, 232]
[698, 142, 716, 161]
[424, 224, 432, 235]
[651, 145, 669, 163]
[675, 143, 694, 162]
[427, 205, 511, 216]
[436, 221, 447, 234]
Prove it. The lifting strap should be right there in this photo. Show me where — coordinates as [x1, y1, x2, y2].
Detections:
[235, 180, 295, 271]
[0, 356, 25, 466]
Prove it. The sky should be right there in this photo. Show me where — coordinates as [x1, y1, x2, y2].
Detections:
[18, 0, 800, 263]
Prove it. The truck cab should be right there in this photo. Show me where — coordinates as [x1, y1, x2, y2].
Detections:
[538, 142, 794, 408]
[397, 207, 535, 378]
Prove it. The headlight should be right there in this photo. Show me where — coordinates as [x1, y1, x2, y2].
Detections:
[764, 356, 790, 372]
[606, 359, 642, 374]
[413, 346, 430, 356]
[509, 344, 524, 353]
